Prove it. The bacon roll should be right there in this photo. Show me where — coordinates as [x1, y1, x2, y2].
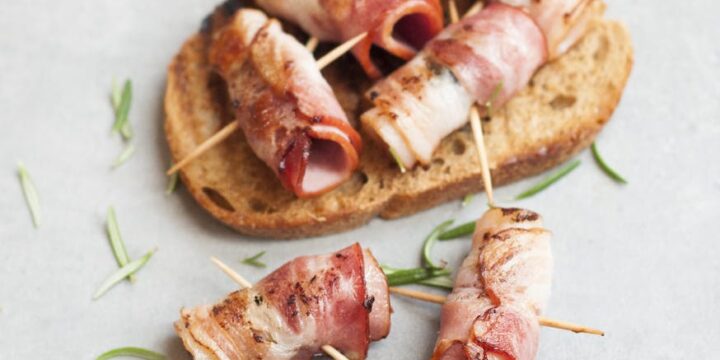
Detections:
[176, 244, 391, 360]
[361, 4, 546, 168]
[431, 208, 553, 360]
[209, 10, 362, 198]
[253, 0, 444, 78]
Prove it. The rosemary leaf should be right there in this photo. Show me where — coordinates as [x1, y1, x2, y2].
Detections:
[388, 147, 407, 173]
[438, 220, 476, 240]
[93, 249, 156, 300]
[422, 220, 454, 269]
[165, 165, 179, 195]
[417, 275, 454, 290]
[241, 251, 267, 268]
[515, 159, 581, 200]
[111, 79, 122, 112]
[17, 162, 41, 228]
[112, 79, 133, 141]
[591, 143, 627, 184]
[485, 81, 504, 117]
[461, 194, 474, 207]
[96, 347, 166, 360]
[382, 266, 451, 287]
[106, 207, 135, 282]
[112, 144, 135, 169]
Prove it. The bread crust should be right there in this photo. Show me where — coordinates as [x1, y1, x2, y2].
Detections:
[164, 17, 633, 239]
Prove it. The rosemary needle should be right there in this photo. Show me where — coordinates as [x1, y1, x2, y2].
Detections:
[112, 144, 135, 169]
[422, 220, 454, 269]
[241, 251, 267, 268]
[165, 165, 179, 195]
[106, 207, 135, 282]
[111, 79, 122, 112]
[112, 79, 133, 140]
[17, 162, 41, 228]
[93, 249, 156, 300]
[96, 347, 166, 360]
[515, 159, 582, 200]
[591, 143, 628, 184]
[461, 194, 474, 207]
[438, 220, 476, 240]
[382, 266, 451, 287]
[388, 147, 407, 173]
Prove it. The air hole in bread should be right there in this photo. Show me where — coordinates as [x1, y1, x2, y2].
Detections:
[202, 187, 235, 212]
[339, 171, 369, 195]
[452, 139, 466, 155]
[248, 198, 276, 214]
[432, 158, 445, 166]
[549, 95, 576, 110]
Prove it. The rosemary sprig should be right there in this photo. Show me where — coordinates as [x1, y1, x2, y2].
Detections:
[106, 207, 135, 282]
[438, 220, 476, 240]
[111, 79, 133, 140]
[591, 143, 627, 184]
[241, 251, 267, 268]
[96, 347, 166, 360]
[388, 147, 407, 173]
[112, 144, 135, 169]
[17, 162, 41, 228]
[422, 220, 454, 269]
[93, 249, 156, 300]
[515, 159, 581, 200]
[417, 275, 454, 290]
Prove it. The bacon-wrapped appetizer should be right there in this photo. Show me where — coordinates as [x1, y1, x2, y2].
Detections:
[209, 9, 362, 198]
[362, 3, 547, 168]
[432, 208, 552, 360]
[253, 0, 444, 78]
[176, 244, 391, 360]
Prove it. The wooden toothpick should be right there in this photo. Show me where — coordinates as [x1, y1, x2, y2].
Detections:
[388, 287, 604, 336]
[210, 257, 350, 360]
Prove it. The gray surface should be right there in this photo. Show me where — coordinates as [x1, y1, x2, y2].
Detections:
[1, 0, 719, 358]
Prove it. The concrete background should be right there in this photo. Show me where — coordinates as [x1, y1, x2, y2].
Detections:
[1, 0, 719, 358]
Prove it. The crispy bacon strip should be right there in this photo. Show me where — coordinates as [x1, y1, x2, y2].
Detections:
[175, 244, 391, 360]
[432, 208, 553, 360]
[493, 0, 606, 59]
[253, 0, 444, 78]
[361, 4, 546, 168]
[209, 10, 362, 198]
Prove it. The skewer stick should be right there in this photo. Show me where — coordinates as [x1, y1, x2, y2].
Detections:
[469, 106, 495, 206]
[448, 0, 460, 24]
[166, 32, 367, 175]
[316, 32, 367, 70]
[389, 287, 604, 336]
[446, 0, 495, 206]
[210, 257, 350, 360]
[465, 1, 484, 18]
[306, 36, 319, 52]
[166, 122, 240, 175]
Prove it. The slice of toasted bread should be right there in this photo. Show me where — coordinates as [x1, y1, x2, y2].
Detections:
[164, 18, 633, 239]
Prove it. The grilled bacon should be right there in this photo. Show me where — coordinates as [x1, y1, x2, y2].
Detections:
[362, 4, 546, 168]
[175, 244, 391, 360]
[209, 9, 362, 198]
[253, 0, 444, 78]
[432, 208, 553, 360]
